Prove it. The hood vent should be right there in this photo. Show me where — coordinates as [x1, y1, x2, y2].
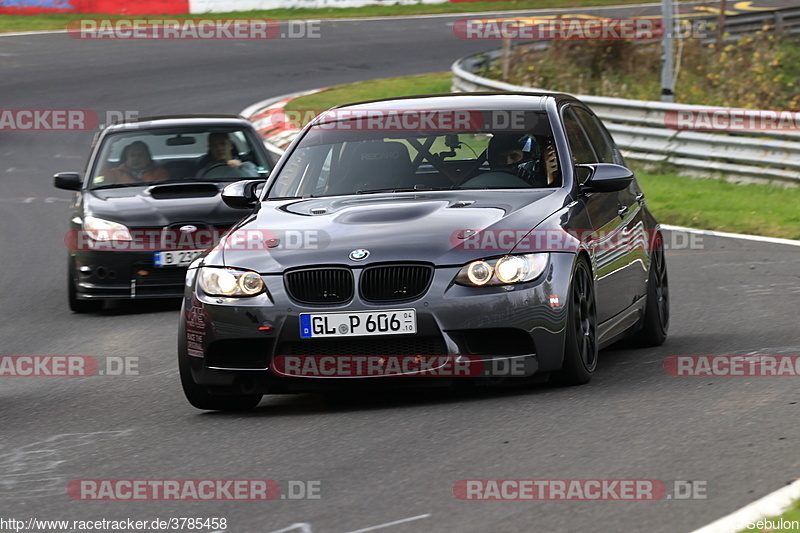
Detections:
[148, 183, 219, 199]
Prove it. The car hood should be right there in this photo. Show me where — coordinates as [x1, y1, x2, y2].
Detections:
[83, 182, 248, 228]
[217, 190, 566, 272]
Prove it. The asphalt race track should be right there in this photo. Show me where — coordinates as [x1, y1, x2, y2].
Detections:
[1, 4, 800, 532]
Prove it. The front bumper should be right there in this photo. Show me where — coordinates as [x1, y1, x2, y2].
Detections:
[71, 251, 188, 300]
[179, 253, 575, 393]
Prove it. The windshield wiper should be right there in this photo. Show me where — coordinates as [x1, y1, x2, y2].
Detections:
[355, 186, 452, 194]
[174, 176, 261, 182]
[91, 182, 152, 190]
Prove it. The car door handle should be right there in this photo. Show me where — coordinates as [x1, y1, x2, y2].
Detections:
[618, 205, 629, 218]
[635, 192, 645, 204]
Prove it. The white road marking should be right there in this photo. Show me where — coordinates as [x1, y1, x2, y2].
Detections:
[0, 430, 134, 500]
[345, 514, 432, 533]
[0, 196, 70, 203]
[267, 524, 313, 533]
[661, 224, 800, 248]
[691, 479, 800, 533]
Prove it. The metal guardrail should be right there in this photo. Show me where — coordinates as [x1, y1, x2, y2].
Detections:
[451, 8, 800, 186]
[714, 6, 800, 38]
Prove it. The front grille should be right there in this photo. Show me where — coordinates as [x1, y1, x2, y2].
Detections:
[360, 264, 433, 303]
[285, 268, 354, 305]
[132, 262, 187, 286]
[127, 223, 229, 250]
[164, 222, 216, 231]
[277, 336, 447, 357]
[162, 222, 227, 250]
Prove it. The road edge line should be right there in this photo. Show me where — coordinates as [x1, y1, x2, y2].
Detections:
[661, 224, 800, 248]
[691, 479, 800, 533]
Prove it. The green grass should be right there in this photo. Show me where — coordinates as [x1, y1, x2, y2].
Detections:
[288, 73, 800, 240]
[0, 0, 657, 34]
[497, 33, 800, 108]
[285, 72, 453, 116]
[739, 499, 800, 532]
[635, 170, 800, 240]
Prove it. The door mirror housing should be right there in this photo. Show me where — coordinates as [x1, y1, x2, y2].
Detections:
[222, 179, 265, 209]
[577, 163, 634, 193]
[54, 172, 82, 191]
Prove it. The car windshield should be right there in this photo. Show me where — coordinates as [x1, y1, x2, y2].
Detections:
[267, 109, 559, 199]
[89, 126, 271, 189]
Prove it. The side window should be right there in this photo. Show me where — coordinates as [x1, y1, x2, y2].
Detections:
[572, 107, 616, 164]
[562, 108, 597, 165]
[271, 144, 332, 197]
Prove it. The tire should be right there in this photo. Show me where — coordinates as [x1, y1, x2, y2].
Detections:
[632, 235, 669, 347]
[178, 349, 262, 411]
[68, 266, 103, 313]
[553, 256, 598, 386]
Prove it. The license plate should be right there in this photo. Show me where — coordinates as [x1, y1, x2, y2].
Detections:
[300, 309, 416, 338]
[154, 250, 202, 267]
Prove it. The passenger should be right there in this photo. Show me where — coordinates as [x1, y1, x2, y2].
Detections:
[196, 132, 258, 177]
[106, 141, 169, 183]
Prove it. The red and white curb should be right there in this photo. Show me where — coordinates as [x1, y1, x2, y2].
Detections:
[241, 88, 326, 158]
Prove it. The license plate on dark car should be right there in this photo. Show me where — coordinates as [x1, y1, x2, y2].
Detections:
[300, 309, 416, 338]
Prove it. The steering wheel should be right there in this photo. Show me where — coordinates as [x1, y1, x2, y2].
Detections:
[460, 171, 532, 189]
[115, 167, 147, 183]
[197, 162, 246, 179]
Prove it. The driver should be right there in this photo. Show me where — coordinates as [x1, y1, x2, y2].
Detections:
[196, 132, 257, 177]
[488, 134, 533, 172]
[487, 134, 556, 187]
[106, 141, 169, 183]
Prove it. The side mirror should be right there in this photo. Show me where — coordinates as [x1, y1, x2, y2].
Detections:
[577, 163, 634, 193]
[222, 179, 265, 209]
[54, 172, 82, 191]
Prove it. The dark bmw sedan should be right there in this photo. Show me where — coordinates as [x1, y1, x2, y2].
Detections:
[178, 93, 670, 410]
[55, 115, 273, 312]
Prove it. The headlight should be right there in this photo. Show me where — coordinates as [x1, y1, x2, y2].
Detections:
[197, 267, 265, 297]
[466, 261, 493, 286]
[455, 253, 548, 287]
[83, 215, 131, 241]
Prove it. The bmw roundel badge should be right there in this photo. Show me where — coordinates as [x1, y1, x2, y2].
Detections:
[349, 249, 370, 261]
